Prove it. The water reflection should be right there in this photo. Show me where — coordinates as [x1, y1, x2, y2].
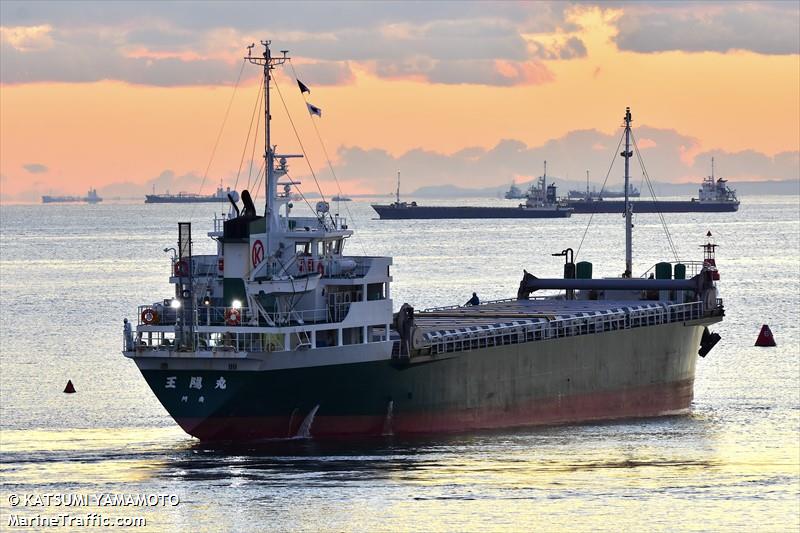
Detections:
[1, 411, 797, 531]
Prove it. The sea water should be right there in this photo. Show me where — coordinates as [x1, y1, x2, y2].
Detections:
[1, 196, 798, 532]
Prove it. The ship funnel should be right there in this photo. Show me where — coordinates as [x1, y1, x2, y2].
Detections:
[227, 190, 240, 217]
[241, 190, 257, 217]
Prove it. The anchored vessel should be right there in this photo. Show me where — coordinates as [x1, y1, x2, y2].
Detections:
[569, 180, 640, 199]
[372, 163, 572, 219]
[145, 185, 231, 204]
[42, 188, 102, 204]
[123, 44, 724, 441]
[504, 180, 526, 199]
[565, 160, 739, 213]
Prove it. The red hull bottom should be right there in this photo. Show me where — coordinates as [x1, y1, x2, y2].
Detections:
[175, 379, 694, 441]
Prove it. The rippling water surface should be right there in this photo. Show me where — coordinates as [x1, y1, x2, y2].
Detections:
[1, 196, 798, 531]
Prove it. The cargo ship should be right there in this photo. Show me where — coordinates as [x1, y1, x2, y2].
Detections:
[42, 188, 102, 204]
[565, 161, 739, 213]
[504, 180, 526, 199]
[372, 163, 572, 219]
[569, 182, 640, 199]
[145, 185, 231, 203]
[122, 42, 725, 441]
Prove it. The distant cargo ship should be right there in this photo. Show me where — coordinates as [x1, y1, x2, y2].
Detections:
[569, 185, 640, 199]
[145, 186, 231, 204]
[565, 162, 738, 214]
[331, 195, 352, 201]
[42, 188, 102, 204]
[504, 180, 526, 199]
[373, 164, 573, 219]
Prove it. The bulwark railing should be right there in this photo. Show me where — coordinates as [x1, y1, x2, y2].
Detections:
[418, 301, 706, 356]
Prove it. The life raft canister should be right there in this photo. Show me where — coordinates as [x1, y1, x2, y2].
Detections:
[174, 260, 189, 277]
[141, 308, 159, 325]
[225, 307, 241, 326]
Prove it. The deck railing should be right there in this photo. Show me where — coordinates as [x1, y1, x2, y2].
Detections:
[639, 261, 706, 279]
[419, 301, 706, 356]
[137, 302, 352, 328]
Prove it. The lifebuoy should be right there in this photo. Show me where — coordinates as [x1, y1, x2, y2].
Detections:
[218, 258, 224, 272]
[141, 308, 159, 325]
[225, 308, 241, 326]
[317, 262, 325, 276]
[174, 260, 189, 277]
[307, 258, 314, 272]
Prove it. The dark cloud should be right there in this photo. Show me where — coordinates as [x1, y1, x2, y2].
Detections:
[23, 163, 48, 173]
[1, 1, 582, 86]
[0, 2, 573, 34]
[615, 2, 800, 55]
[529, 36, 588, 60]
[1, 32, 243, 86]
[290, 61, 354, 87]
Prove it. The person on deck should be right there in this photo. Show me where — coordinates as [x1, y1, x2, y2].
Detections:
[466, 292, 480, 306]
[123, 318, 133, 350]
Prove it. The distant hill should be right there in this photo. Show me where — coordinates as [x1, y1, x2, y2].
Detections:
[410, 178, 799, 198]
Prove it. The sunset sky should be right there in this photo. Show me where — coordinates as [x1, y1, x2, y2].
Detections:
[1, 1, 798, 201]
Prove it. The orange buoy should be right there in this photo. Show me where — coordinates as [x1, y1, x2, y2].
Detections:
[755, 325, 776, 347]
[64, 380, 76, 393]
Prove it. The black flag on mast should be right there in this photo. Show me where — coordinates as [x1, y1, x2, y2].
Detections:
[297, 79, 310, 94]
[306, 103, 322, 117]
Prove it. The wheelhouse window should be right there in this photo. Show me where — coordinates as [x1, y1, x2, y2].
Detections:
[295, 242, 310, 256]
[367, 283, 386, 301]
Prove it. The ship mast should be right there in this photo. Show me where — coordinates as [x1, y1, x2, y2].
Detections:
[622, 107, 633, 277]
[245, 41, 289, 232]
[543, 160, 547, 196]
[586, 170, 590, 197]
[396, 171, 400, 205]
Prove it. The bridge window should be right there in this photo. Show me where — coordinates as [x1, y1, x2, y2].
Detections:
[295, 242, 310, 256]
[367, 283, 386, 301]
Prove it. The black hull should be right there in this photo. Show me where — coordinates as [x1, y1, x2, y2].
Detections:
[145, 196, 226, 204]
[134, 321, 713, 441]
[566, 200, 739, 213]
[371, 205, 572, 219]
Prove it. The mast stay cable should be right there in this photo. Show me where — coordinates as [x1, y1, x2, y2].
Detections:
[575, 132, 625, 260]
[245, 91, 263, 191]
[631, 132, 680, 262]
[190, 59, 246, 218]
[234, 81, 263, 191]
